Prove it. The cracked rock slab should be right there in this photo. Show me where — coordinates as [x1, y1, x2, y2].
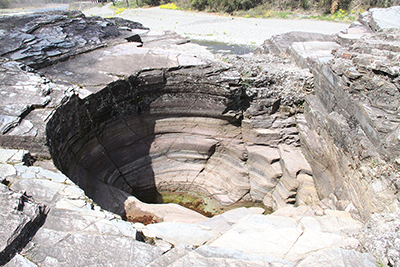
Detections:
[209, 213, 361, 262]
[0, 183, 47, 265]
[0, 148, 164, 266]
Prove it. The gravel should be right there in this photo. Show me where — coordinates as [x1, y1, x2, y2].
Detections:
[84, 4, 350, 47]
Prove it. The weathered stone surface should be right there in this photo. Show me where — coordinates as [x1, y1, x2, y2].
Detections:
[0, 11, 149, 69]
[0, 182, 47, 265]
[5, 7, 400, 266]
[140, 221, 214, 246]
[5, 254, 38, 267]
[45, 55, 315, 214]
[294, 248, 377, 267]
[125, 196, 208, 224]
[288, 41, 341, 68]
[41, 39, 208, 94]
[256, 31, 336, 55]
[0, 59, 75, 156]
[359, 209, 400, 267]
[0, 148, 164, 266]
[289, 11, 400, 220]
[359, 6, 400, 32]
[0, 9, 318, 216]
[209, 211, 362, 262]
[252, 9, 400, 265]
[168, 245, 293, 267]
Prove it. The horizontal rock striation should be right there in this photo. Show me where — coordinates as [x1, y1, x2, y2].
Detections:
[0, 10, 148, 69]
[46, 65, 248, 209]
[0, 10, 317, 216]
[46, 61, 317, 214]
[0, 11, 149, 157]
[272, 7, 400, 220]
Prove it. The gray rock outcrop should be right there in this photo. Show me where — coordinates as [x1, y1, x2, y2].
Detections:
[0, 176, 47, 265]
[282, 8, 400, 220]
[1, 149, 165, 266]
[0, 10, 148, 69]
[2, 6, 400, 267]
[45, 53, 319, 214]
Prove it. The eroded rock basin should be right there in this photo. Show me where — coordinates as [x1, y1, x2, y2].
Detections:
[46, 64, 317, 218]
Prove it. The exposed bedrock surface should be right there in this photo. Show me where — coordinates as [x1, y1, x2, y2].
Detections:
[46, 63, 316, 215]
[2, 6, 400, 266]
[258, 7, 400, 221]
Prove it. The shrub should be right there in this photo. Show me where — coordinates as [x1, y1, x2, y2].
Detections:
[160, 2, 179, 8]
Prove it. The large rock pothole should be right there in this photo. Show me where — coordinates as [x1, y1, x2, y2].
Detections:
[46, 64, 318, 217]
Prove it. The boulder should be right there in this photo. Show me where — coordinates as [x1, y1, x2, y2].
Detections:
[140, 222, 214, 247]
[124, 196, 209, 224]
[360, 6, 400, 32]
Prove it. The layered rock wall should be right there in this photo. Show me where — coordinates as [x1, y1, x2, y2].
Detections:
[275, 9, 400, 220]
[46, 63, 317, 214]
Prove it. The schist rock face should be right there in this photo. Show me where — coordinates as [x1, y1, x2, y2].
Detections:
[0, 10, 148, 69]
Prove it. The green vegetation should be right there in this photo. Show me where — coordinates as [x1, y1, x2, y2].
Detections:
[110, 6, 126, 14]
[307, 8, 358, 22]
[160, 2, 179, 9]
[107, 0, 398, 24]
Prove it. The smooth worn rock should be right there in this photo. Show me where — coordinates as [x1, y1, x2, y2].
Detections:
[168, 245, 293, 267]
[141, 221, 214, 247]
[209, 212, 362, 262]
[3, 6, 400, 267]
[1, 10, 317, 214]
[294, 248, 377, 267]
[124, 196, 208, 224]
[46, 59, 315, 214]
[288, 41, 341, 68]
[361, 6, 400, 32]
[196, 207, 265, 235]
